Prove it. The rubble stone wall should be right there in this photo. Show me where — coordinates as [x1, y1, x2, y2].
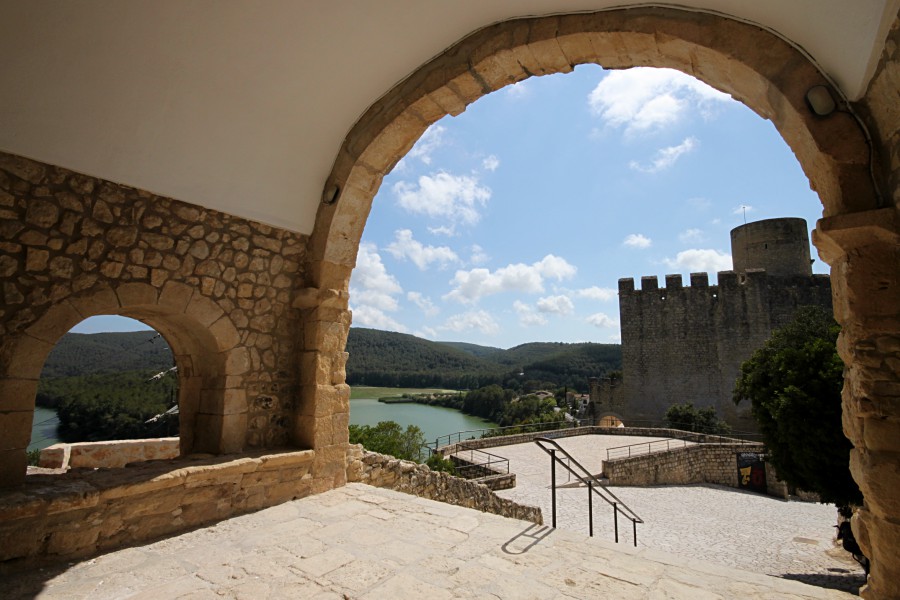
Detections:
[0, 151, 310, 484]
[346, 445, 541, 524]
[0, 450, 322, 565]
[603, 443, 767, 490]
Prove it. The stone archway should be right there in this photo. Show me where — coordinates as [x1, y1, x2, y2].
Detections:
[1, 280, 247, 478]
[305, 7, 898, 597]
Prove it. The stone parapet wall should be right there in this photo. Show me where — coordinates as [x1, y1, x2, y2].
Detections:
[0, 450, 325, 565]
[38, 437, 180, 469]
[603, 443, 769, 490]
[345, 445, 541, 524]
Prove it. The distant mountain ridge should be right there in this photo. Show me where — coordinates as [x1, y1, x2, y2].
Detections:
[41, 331, 174, 378]
[40, 328, 622, 393]
[347, 327, 621, 391]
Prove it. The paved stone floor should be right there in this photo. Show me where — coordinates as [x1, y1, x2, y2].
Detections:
[491, 435, 866, 593]
[2, 483, 856, 599]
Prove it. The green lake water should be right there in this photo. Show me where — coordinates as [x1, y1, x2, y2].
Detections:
[349, 398, 495, 445]
[27, 390, 493, 451]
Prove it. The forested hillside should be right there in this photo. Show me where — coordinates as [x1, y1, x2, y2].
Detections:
[346, 328, 621, 391]
[40, 331, 173, 377]
[345, 328, 501, 389]
[38, 331, 178, 442]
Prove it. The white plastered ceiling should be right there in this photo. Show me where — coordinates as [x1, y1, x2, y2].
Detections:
[0, 1, 897, 234]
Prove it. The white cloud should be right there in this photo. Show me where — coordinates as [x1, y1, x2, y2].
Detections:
[469, 244, 489, 265]
[444, 254, 577, 303]
[353, 243, 401, 295]
[678, 228, 704, 243]
[629, 137, 698, 173]
[663, 249, 733, 272]
[385, 229, 459, 270]
[506, 79, 531, 99]
[588, 68, 731, 135]
[733, 204, 754, 216]
[439, 310, 500, 335]
[576, 286, 617, 301]
[587, 312, 618, 328]
[536, 295, 574, 315]
[351, 305, 408, 333]
[349, 243, 405, 330]
[407, 291, 439, 316]
[428, 224, 456, 237]
[482, 155, 500, 172]
[394, 172, 490, 225]
[406, 124, 445, 166]
[623, 233, 652, 249]
[513, 300, 548, 326]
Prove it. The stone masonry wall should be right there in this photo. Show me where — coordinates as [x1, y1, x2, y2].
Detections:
[618, 271, 832, 427]
[603, 443, 765, 489]
[0, 450, 319, 565]
[346, 445, 541, 524]
[0, 151, 308, 466]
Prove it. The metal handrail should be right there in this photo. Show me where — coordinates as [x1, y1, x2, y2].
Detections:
[451, 447, 510, 479]
[606, 434, 763, 461]
[606, 438, 690, 460]
[534, 437, 643, 546]
[428, 418, 594, 452]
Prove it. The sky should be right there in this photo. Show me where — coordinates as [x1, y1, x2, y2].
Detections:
[73, 65, 827, 345]
[348, 65, 827, 349]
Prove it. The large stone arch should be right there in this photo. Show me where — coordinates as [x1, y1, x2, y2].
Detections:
[1, 280, 248, 476]
[305, 7, 899, 598]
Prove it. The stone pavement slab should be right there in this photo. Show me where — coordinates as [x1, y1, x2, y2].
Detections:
[1, 483, 855, 599]
[491, 435, 865, 593]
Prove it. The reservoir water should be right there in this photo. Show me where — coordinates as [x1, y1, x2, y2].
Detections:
[349, 397, 495, 445]
[27, 390, 493, 452]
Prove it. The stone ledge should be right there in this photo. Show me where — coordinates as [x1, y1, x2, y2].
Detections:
[0, 448, 321, 563]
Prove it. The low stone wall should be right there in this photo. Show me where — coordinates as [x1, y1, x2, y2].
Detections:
[603, 443, 770, 490]
[0, 449, 327, 565]
[346, 445, 541, 524]
[39, 437, 180, 469]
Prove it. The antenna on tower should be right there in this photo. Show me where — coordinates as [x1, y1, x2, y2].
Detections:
[741, 205, 748, 225]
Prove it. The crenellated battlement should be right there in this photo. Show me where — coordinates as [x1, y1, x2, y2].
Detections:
[618, 268, 829, 298]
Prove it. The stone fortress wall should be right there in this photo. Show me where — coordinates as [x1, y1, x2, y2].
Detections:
[612, 218, 832, 428]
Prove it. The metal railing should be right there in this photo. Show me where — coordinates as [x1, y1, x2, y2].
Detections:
[606, 437, 691, 460]
[534, 437, 643, 546]
[605, 430, 764, 461]
[428, 418, 593, 451]
[451, 447, 510, 480]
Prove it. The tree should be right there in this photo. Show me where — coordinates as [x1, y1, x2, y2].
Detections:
[733, 306, 862, 508]
[664, 402, 731, 434]
[348, 421, 426, 462]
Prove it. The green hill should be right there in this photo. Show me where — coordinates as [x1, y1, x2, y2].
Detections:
[40, 331, 174, 378]
[346, 328, 621, 392]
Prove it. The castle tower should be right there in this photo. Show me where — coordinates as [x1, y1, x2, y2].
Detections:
[730, 217, 813, 277]
[617, 217, 831, 428]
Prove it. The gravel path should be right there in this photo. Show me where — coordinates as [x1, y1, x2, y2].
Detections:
[490, 435, 866, 594]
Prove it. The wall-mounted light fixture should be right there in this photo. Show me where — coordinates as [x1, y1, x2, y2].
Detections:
[805, 85, 837, 117]
[322, 183, 341, 205]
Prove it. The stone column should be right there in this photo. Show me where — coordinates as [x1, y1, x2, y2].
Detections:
[814, 208, 900, 599]
[293, 266, 352, 493]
